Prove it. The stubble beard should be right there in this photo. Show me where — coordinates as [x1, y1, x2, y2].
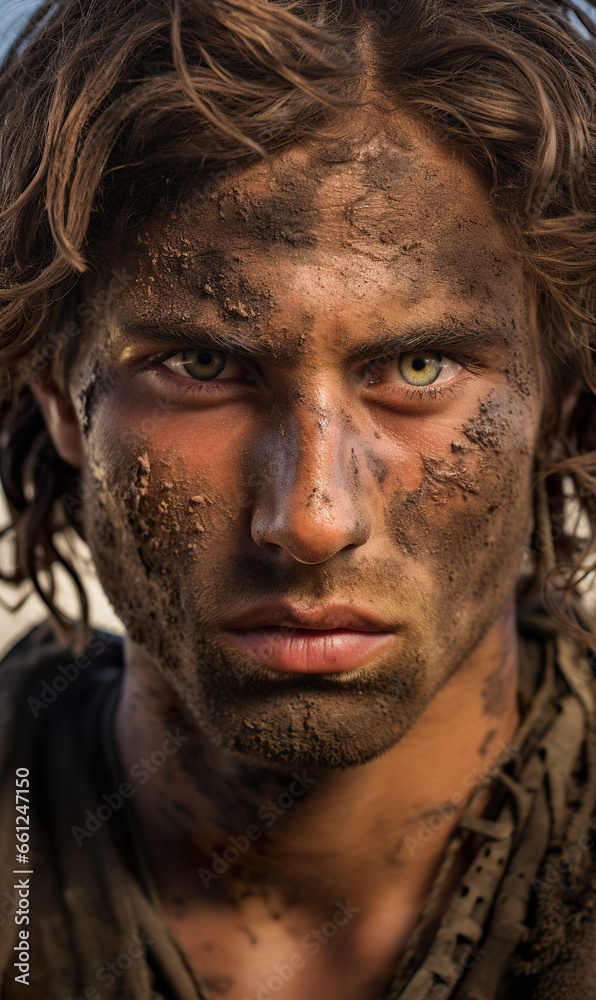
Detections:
[124, 607, 490, 768]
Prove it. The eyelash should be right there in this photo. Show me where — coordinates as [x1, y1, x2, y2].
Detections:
[152, 371, 210, 402]
[144, 349, 484, 402]
[146, 350, 255, 402]
[403, 383, 459, 403]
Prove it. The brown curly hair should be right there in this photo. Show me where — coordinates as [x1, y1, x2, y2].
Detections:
[1, 0, 596, 647]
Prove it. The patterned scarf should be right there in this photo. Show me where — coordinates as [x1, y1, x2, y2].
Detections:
[385, 612, 596, 1000]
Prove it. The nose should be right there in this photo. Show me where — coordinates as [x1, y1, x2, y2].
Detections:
[250, 404, 372, 565]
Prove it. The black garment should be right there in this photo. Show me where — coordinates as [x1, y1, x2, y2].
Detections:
[0, 621, 199, 999]
[0, 615, 595, 999]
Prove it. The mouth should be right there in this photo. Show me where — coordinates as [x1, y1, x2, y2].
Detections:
[219, 602, 397, 674]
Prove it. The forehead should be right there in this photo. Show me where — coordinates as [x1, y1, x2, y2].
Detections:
[99, 116, 528, 345]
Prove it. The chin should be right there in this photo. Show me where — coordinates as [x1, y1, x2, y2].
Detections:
[187, 685, 431, 769]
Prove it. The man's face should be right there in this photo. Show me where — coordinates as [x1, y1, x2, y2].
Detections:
[74, 118, 544, 767]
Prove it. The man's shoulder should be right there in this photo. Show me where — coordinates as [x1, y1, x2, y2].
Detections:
[0, 620, 123, 747]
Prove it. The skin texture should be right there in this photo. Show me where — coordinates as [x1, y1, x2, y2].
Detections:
[34, 113, 547, 999]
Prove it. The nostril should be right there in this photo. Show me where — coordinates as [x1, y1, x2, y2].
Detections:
[257, 539, 283, 554]
[251, 505, 372, 564]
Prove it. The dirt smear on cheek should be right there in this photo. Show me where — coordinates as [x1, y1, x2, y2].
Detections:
[504, 354, 535, 400]
[386, 390, 533, 640]
[461, 396, 505, 453]
[84, 437, 228, 644]
[365, 449, 389, 486]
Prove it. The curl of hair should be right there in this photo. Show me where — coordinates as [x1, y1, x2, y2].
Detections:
[0, 0, 595, 648]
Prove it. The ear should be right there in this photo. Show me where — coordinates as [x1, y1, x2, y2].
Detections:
[29, 373, 84, 468]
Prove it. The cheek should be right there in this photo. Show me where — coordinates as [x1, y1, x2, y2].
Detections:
[81, 385, 258, 594]
[383, 388, 538, 599]
[90, 379, 253, 502]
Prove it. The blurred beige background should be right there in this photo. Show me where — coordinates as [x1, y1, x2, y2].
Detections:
[0, 493, 122, 657]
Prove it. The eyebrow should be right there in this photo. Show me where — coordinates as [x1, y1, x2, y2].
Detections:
[343, 324, 503, 364]
[118, 317, 273, 363]
[117, 315, 506, 367]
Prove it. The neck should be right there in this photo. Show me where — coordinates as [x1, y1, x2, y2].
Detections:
[113, 598, 520, 945]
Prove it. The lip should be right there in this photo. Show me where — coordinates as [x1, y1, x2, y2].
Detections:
[220, 602, 397, 674]
[221, 601, 392, 632]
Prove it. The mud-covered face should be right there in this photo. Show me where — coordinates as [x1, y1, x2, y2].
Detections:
[76, 119, 544, 767]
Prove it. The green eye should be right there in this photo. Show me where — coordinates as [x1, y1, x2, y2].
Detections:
[179, 348, 226, 380]
[398, 350, 443, 386]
